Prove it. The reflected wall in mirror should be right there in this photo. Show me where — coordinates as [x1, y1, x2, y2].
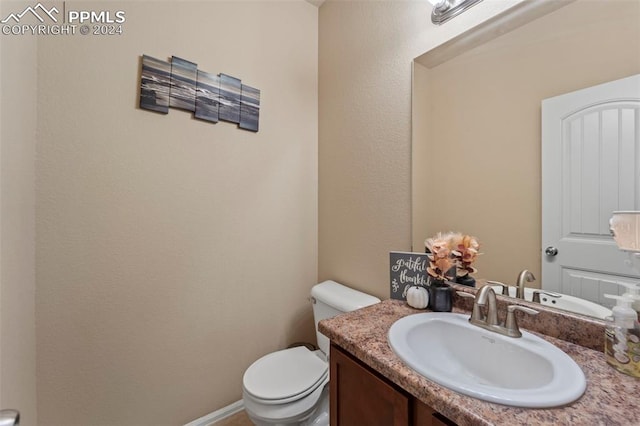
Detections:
[412, 0, 640, 317]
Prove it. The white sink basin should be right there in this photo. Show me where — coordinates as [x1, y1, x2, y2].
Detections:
[491, 285, 612, 319]
[388, 313, 586, 408]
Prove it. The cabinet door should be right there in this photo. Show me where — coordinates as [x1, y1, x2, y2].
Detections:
[330, 344, 409, 426]
[414, 399, 457, 426]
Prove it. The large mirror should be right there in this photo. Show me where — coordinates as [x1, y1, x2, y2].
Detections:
[412, 0, 640, 318]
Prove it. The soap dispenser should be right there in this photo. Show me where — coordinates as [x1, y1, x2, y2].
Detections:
[615, 282, 640, 314]
[604, 294, 640, 378]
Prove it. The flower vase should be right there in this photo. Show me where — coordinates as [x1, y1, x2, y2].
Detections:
[456, 274, 476, 287]
[428, 279, 453, 312]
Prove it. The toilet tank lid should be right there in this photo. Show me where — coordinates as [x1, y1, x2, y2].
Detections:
[311, 280, 380, 313]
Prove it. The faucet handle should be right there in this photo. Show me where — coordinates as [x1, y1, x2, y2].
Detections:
[486, 280, 510, 296]
[455, 291, 474, 300]
[505, 305, 538, 337]
[531, 290, 561, 303]
[455, 291, 484, 323]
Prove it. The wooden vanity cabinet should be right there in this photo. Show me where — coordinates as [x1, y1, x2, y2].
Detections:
[330, 344, 457, 426]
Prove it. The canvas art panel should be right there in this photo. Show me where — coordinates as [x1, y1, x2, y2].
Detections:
[195, 70, 220, 123]
[169, 56, 198, 112]
[239, 84, 260, 132]
[218, 74, 242, 124]
[139, 55, 171, 114]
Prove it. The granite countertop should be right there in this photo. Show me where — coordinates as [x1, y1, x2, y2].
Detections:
[319, 299, 640, 426]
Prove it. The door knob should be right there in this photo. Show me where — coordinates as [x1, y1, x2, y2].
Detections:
[545, 246, 558, 256]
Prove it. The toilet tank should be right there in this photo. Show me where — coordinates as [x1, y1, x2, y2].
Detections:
[311, 280, 380, 355]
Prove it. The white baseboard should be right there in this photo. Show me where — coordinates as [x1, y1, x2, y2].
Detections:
[183, 400, 245, 426]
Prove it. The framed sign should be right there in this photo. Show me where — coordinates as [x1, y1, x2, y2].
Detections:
[390, 251, 429, 300]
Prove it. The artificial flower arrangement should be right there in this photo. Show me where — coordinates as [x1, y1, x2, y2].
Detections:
[424, 232, 481, 282]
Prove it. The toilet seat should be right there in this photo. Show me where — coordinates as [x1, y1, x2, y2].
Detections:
[243, 379, 329, 425]
[243, 346, 328, 404]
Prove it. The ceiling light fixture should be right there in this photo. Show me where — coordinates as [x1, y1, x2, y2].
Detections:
[428, 0, 484, 25]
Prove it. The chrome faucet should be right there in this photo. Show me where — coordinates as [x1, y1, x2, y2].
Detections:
[457, 287, 539, 338]
[474, 285, 498, 326]
[516, 269, 535, 299]
[486, 280, 510, 296]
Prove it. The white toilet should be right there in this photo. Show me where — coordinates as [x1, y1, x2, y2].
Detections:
[242, 280, 380, 426]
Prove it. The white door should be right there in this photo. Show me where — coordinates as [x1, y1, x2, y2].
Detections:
[542, 74, 640, 308]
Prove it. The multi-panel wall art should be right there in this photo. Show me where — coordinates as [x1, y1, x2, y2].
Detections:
[139, 55, 261, 132]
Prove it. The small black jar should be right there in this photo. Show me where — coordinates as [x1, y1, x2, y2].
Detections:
[428, 280, 453, 312]
[455, 274, 476, 287]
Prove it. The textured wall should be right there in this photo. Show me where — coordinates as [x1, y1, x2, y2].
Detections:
[0, 1, 38, 423]
[1, 0, 533, 424]
[35, 1, 317, 424]
[318, 0, 523, 299]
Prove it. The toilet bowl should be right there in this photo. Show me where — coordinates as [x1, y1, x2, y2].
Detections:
[241, 280, 380, 426]
[242, 346, 329, 426]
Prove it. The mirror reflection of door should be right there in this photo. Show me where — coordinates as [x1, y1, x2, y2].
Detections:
[412, 0, 640, 317]
[542, 74, 640, 308]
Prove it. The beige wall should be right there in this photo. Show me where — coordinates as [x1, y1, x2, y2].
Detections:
[0, 1, 38, 424]
[412, 0, 640, 286]
[0, 0, 535, 424]
[35, 1, 317, 424]
[318, 0, 523, 299]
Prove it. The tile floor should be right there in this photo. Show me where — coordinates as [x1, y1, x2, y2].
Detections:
[214, 410, 253, 426]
